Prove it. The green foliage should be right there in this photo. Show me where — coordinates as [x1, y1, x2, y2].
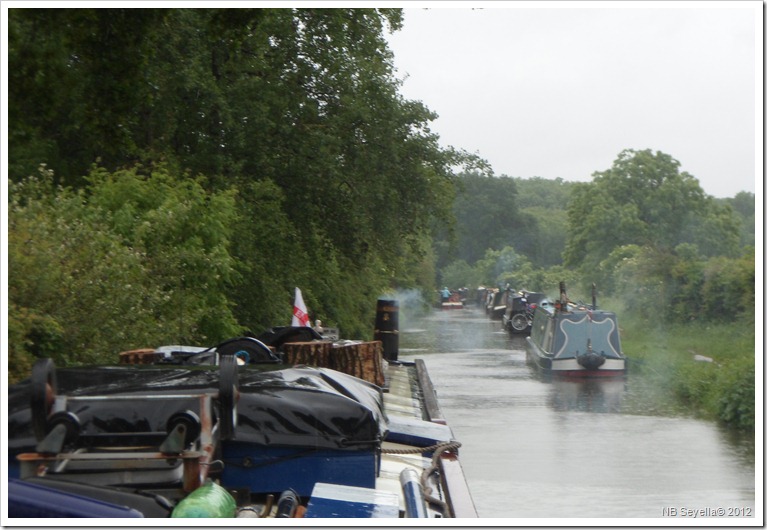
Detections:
[445, 173, 522, 267]
[722, 191, 755, 247]
[440, 172, 573, 270]
[618, 311, 755, 431]
[443, 164, 743, 280]
[223, 178, 303, 332]
[440, 246, 582, 301]
[8, 7, 465, 274]
[516, 206, 567, 267]
[440, 260, 483, 290]
[9, 8, 483, 379]
[473, 246, 532, 289]
[8, 165, 243, 380]
[86, 165, 243, 342]
[715, 356, 755, 430]
[513, 176, 574, 210]
[7, 303, 64, 384]
[560, 149, 749, 325]
[698, 250, 755, 321]
[608, 243, 755, 324]
[513, 177, 574, 267]
[564, 149, 740, 271]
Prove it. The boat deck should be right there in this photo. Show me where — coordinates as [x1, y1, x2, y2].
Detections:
[379, 361, 477, 518]
[8, 353, 477, 519]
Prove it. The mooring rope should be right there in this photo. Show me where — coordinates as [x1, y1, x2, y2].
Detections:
[380, 440, 461, 455]
[381, 441, 462, 517]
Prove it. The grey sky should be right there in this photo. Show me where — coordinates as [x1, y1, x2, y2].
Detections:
[385, 3, 760, 198]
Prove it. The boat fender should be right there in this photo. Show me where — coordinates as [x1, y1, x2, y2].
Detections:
[275, 489, 300, 518]
[36, 411, 80, 454]
[30, 358, 58, 442]
[236, 494, 275, 518]
[218, 355, 239, 440]
[234, 350, 250, 364]
[171, 479, 236, 518]
[577, 352, 606, 370]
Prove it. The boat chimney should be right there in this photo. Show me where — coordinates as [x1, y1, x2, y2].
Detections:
[591, 283, 597, 310]
[558, 282, 568, 312]
[374, 299, 399, 361]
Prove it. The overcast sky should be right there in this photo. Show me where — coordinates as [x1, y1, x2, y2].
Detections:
[385, 2, 760, 199]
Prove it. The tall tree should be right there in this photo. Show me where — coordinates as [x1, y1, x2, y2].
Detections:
[8, 9, 168, 182]
[723, 191, 755, 247]
[513, 176, 575, 267]
[564, 149, 740, 271]
[9, 8, 481, 341]
[447, 173, 527, 266]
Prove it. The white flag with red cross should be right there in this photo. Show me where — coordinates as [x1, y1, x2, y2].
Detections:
[291, 287, 310, 327]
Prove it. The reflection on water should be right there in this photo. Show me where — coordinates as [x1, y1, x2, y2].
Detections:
[548, 378, 626, 413]
[398, 307, 757, 520]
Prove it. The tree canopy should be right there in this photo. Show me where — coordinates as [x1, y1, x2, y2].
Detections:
[564, 149, 741, 270]
[8, 7, 486, 377]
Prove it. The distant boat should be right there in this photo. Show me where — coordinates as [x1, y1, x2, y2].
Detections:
[502, 291, 549, 335]
[439, 288, 464, 310]
[525, 283, 626, 378]
[486, 289, 507, 320]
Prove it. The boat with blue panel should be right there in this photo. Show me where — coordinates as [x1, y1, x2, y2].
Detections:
[7, 306, 477, 520]
[525, 282, 627, 378]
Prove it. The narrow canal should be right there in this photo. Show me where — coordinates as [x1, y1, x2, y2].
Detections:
[397, 307, 756, 520]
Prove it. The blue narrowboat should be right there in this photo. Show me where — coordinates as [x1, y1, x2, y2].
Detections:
[525, 283, 627, 378]
[7, 320, 476, 519]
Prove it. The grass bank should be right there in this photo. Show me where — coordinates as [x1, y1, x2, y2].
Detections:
[618, 310, 756, 431]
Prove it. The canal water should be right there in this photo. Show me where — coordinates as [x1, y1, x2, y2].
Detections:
[397, 307, 757, 521]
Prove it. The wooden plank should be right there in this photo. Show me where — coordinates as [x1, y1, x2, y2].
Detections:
[414, 359, 444, 423]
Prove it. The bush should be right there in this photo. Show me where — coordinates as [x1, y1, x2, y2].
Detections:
[8, 304, 64, 383]
[619, 313, 755, 431]
[8, 165, 243, 377]
[715, 356, 755, 430]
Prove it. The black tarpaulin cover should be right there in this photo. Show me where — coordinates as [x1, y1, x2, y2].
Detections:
[8, 365, 386, 452]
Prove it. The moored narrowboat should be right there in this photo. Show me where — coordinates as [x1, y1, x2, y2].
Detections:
[525, 283, 626, 378]
[503, 291, 549, 335]
[7, 324, 477, 519]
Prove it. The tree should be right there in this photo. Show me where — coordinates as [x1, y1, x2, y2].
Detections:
[564, 149, 740, 271]
[9, 8, 483, 352]
[8, 9, 169, 183]
[724, 191, 755, 247]
[513, 176, 574, 267]
[447, 173, 526, 267]
[440, 259, 482, 291]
